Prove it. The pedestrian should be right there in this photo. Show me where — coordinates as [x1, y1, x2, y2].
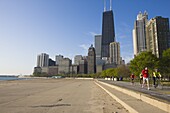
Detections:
[130, 73, 135, 85]
[142, 67, 150, 90]
[139, 72, 143, 86]
[152, 69, 162, 88]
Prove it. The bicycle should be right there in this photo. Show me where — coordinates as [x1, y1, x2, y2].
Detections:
[154, 77, 163, 89]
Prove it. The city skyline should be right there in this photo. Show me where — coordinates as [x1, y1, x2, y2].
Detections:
[0, 0, 170, 75]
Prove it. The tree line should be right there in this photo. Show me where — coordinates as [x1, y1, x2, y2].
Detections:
[96, 48, 170, 81]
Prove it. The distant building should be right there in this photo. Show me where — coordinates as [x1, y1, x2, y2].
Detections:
[41, 67, 48, 74]
[101, 10, 115, 58]
[48, 58, 56, 66]
[95, 35, 106, 66]
[74, 55, 83, 65]
[58, 58, 72, 74]
[103, 63, 117, 70]
[146, 16, 170, 58]
[48, 66, 58, 75]
[55, 55, 63, 65]
[109, 42, 120, 65]
[37, 53, 49, 67]
[70, 65, 78, 75]
[87, 45, 96, 74]
[96, 65, 103, 73]
[133, 11, 148, 56]
[120, 57, 125, 65]
[95, 35, 102, 63]
[33, 67, 41, 74]
[40, 66, 58, 76]
[79, 59, 87, 74]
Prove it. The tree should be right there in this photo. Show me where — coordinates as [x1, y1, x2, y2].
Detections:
[101, 70, 107, 78]
[117, 65, 131, 78]
[106, 68, 115, 78]
[94, 72, 102, 78]
[160, 48, 170, 80]
[129, 51, 159, 76]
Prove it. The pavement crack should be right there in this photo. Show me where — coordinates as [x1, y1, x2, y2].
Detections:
[31, 104, 71, 108]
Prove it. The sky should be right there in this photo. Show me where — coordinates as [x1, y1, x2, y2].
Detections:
[0, 0, 170, 75]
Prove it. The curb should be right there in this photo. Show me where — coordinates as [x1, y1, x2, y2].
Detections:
[95, 80, 170, 113]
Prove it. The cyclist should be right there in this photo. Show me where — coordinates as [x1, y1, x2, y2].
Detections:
[152, 69, 162, 88]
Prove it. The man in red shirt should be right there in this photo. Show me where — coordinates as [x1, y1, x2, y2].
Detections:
[142, 67, 150, 90]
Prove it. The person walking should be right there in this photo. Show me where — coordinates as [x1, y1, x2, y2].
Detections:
[142, 67, 150, 90]
[130, 73, 135, 85]
[152, 69, 162, 88]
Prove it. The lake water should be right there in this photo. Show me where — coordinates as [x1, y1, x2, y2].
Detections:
[0, 76, 28, 81]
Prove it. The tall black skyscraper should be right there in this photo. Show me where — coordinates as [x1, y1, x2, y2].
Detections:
[101, 10, 115, 58]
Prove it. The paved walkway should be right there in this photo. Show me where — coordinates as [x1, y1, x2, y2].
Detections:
[99, 79, 170, 103]
[95, 80, 168, 113]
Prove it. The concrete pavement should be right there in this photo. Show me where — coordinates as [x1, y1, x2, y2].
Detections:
[96, 79, 170, 113]
[0, 79, 128, 113]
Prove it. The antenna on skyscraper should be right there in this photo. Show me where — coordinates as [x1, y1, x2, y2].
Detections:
[104, 0, 106, 12]
[110, 0, 112, 10]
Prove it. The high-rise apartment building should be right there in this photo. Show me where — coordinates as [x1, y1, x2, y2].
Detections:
[133, 11, 148, 56]
[146, 16, 170, 58]
[109, 42, 120, 65]
[58, 58, 72, 74]
[95, 35, 102, 59]
[87, 45, 96, 74]
[79, 59, 87, 74]
[101, 2, 115, 58]
[95, 35, 104, 65]
[74, 55, 83, 65]
[55, 55, 63, 65]
[37, 53, 49, 67]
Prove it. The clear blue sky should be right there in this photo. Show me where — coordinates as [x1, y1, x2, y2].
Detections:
[0, 0, 170, 75]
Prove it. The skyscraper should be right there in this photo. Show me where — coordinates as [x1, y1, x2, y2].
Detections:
[74, 55, 83, 65]
[37, 53, 49, 67]
[87, 45, 96, 74]
[79, 59, 87, 74]
[133, 11, 148, 56]
[101, 0, 115, 58]
[95, 35, 102, 59]
[95, 35, 105, 65]
[55, 55, 63, 65]
[109, 42, 120, 65]
[146, 16, 170, 58]
[58, 58, 72, 74]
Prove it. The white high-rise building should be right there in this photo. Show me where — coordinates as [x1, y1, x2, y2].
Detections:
[74, 55, 83, 65]
[133, 11, 148, 56]
[58, 58, 72, 74]
[109, 42, 120, 65]
[55, 55, 63, 65]
[37, 53, 49, 67]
